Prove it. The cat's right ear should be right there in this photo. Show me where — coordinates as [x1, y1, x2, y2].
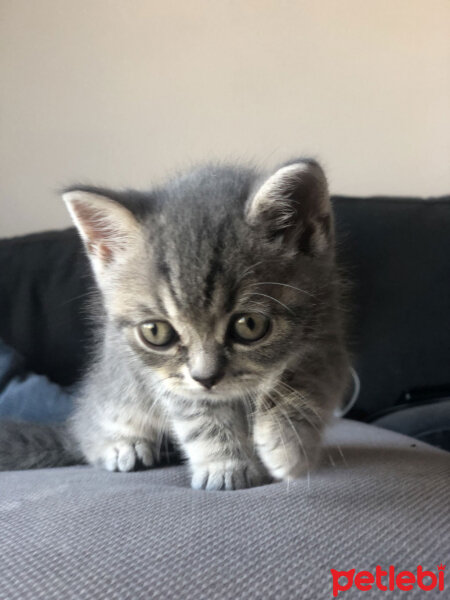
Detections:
[62, 190, 141, 279]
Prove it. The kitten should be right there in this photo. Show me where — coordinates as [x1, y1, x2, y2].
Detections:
[0, 159, 350, 490]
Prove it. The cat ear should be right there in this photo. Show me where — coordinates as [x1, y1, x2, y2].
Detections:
[246, 159, 333, 255]
[62, 190, 141, 278]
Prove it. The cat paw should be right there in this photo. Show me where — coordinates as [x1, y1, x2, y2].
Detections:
[255, 439, 316, 481]
[254, 413, 322, 481]
[191, 459, 268, 491]
[96, 439, 155, 472]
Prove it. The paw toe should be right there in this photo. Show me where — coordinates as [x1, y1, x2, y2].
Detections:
[103, 447, 119, 472]
[191, 469, 208, 490]
[191, 461, 267, 491]
[134, 440, 154, 467]
[116, 442, 137, 472]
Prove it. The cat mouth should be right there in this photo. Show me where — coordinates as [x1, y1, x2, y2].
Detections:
[168, 380, 265, 403]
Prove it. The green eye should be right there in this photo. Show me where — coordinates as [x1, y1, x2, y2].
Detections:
[230, 313, 270, 344]
[138, 321, 177, 348]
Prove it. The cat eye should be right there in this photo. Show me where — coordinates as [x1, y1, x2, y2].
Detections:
[229, 313, 270, 344]
[138, 321, 178, 348]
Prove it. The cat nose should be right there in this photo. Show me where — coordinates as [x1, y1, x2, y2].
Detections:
[191, 371, 224, 389]
[190, 347, 226, 389]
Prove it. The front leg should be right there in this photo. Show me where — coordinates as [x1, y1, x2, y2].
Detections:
[253, 387, 325, 481]
[169, 400, 268, 491]
[72, 400, 166, 472]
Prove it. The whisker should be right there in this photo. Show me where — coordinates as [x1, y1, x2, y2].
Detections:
[241, 392, 256, 449]
[237, 298, 273, 316]
[275, 381, 324, 425]
[262, 392, 290, 483]
[249, 281, 317, 299]
[273, 381, 347, 470]
[235, 260, 264, 284]
[272, 383, 329, 466]
[334, 443, 348, 468]
[248, 292, 295, 315]
[59, 290, 96, 306]
[272, 398, 311, 491]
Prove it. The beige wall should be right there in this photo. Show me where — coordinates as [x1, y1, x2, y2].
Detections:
[1, 0, 449, 237]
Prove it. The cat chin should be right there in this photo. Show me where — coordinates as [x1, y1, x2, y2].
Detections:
[170, 388, 247, 403]
[163, 384, 262, 404]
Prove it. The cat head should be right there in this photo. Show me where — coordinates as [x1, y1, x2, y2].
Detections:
[63, 159, 335, 402]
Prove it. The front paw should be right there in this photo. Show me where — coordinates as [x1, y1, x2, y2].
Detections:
[254, 421, 319, 481]
[191, 459, 268, 491]
[257, 441, 311, 481]
[92, 439, 156, 472]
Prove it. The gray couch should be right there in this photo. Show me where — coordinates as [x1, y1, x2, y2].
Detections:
[1, 419, 449, 599]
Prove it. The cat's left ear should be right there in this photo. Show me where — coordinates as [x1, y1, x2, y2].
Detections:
[246, 159, 333, 255]
[62, 189, 142, 279]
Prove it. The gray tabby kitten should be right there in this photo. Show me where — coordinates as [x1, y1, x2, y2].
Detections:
[1, 159, 349, 490]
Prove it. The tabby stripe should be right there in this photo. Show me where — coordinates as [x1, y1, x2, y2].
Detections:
[203, 224, 225, 308]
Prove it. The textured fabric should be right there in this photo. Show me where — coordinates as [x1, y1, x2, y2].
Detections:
[1, 420, 449, 600]
[374, 398, 450, 451]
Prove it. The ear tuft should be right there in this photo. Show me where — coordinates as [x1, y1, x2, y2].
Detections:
[246, 159, 332, 255]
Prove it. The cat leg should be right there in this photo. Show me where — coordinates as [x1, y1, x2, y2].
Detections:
[253, 390, 325, 482]
[72, 402, 166, 472]
[169, 400, 268, 490]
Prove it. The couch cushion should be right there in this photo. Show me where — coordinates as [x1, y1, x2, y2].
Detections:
[0, 229, 93, 386]
[333, 196, 450, 420]
[1, 419, 448, 600]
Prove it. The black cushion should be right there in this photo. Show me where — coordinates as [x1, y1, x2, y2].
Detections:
[0, 229, 93, 386]
[333, 196, 450, 419]
[0, 195, 449, 421]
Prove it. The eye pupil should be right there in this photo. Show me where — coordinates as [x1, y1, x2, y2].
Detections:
[230, 313, 270, 344]
[138, 321, 177, 349]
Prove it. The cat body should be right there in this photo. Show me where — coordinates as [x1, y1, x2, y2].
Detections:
[0, 159, 350, 489]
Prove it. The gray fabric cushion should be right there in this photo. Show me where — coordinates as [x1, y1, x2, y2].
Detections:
[1, 419, 449, 600]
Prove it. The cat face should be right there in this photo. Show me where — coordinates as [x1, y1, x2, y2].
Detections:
[63, 160, 335, 402]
